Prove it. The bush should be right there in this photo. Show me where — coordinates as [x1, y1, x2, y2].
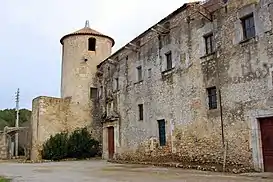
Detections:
[42, 127, 100, 161]
[67, 127, 99, 159]
[42, 132, 68, 161]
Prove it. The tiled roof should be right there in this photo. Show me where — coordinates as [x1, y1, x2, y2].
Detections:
[60, 21, 115, 46]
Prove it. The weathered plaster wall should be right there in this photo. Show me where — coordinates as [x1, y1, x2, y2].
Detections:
[98, 0, 273, 172]
[30, 30, 113, 160]
[61, 34, 112, 140]
[30, 96, 71, 161]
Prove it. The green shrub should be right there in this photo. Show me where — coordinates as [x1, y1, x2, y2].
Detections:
[67, 127, 99, 159]
[42, 127, 99, 161]
[42, 132, 68, 161]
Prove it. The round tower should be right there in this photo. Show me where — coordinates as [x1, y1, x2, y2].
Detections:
[60, 20, 114, 133]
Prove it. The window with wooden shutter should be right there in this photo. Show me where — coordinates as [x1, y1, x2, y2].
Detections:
[241, 14, 256, 40]
[158, 119, 166, 146]
[207, 87, 217, 110]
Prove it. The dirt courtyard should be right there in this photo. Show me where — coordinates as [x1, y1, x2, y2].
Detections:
[0, 160, 271, 182]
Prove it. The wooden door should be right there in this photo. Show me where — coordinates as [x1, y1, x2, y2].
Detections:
[260, 118, 273, 172]
[108, 127, 114, 159]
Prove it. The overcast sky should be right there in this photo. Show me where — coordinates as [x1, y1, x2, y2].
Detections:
[0, 0, 190, 109]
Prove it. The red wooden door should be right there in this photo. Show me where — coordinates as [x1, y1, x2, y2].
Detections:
[108, 127, 114, 159]
[260, 118, 273, 172]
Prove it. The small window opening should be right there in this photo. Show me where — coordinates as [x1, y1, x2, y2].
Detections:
[90, 87, 98, 100]
[165, 52, 172, 70]
[158, 120, 166, 146]
[204, 34, 214, 55]
[137, 66, 143, 81]
[241, 14, 255, 40]
[115, 78, 119, 91]
[88, 38, 96, 51]
[148, 68, 152, 78]
[138, 104, 143, 121]
[207, 87, 217, 109]
[108, 66, 111, 76]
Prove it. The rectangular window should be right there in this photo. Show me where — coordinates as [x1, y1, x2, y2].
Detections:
[138, 104, 143, 121]
[207, 87, 217, 109]
[148, 68, 152, 78]
[204, 34, 214, 55]
[115, 78, 119, 91]
[158, 120, 166, 146]
[165, 52, 172, 70]
[90, 87, 98, 99]
[241, 14, 255, 40]
[137, 66, 143, 81]
[88, 38, 96, 51]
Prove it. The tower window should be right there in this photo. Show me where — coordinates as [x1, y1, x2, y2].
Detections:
[88, 38, 96, 51]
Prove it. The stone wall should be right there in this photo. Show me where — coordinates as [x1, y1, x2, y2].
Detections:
[30, 30, 112, 160]
[30, 96, 71, 161]
[98, 0, 273, 172]
[0, 133, 7, 159]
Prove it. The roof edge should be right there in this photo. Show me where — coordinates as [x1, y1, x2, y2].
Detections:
[97, 2, 193, 68]
[60, 32, 115, 47]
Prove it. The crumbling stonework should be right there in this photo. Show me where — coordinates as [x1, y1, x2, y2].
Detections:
[98, 0, 273, 172]
[30, 96, 71, 160]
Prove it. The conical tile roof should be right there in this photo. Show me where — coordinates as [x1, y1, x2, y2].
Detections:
[60, 21, 114, 46]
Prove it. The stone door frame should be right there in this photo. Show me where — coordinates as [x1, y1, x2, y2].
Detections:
[248, 109, 273, 172]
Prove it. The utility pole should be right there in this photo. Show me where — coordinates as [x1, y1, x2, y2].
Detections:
[15, 88, 20, 157]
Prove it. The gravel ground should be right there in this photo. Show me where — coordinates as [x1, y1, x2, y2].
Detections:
[0, 160, 271, 182]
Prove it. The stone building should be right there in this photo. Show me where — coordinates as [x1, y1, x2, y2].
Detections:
[97, 0, 273, 172]
[30, 21, 114, 160]
[30, 0, 273, 173]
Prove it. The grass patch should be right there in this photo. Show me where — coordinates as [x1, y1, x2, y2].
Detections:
[0, 176, 11, 182]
